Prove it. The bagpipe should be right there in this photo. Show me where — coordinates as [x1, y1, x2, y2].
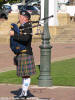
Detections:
[10, 23, 26, 54]
[10, 15, 53, 54]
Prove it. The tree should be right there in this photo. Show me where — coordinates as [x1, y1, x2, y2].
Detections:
[0, 0, 21, 4]
[0, 0, 8, 7]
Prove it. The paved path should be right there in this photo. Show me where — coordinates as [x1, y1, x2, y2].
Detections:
[0, 84, 75, 100]
[1, 42, 75, 72]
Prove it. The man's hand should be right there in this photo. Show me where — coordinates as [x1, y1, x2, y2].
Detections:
[10, 30, 14, 36]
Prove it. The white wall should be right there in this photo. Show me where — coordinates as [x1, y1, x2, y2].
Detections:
[58, 5, 75, 16]
[66, 6, 75, 16]
[49, 0, 58, 26]
[57, 0, 69, 3]
[40, 0, 44, 26]
[41, 0, 59, 26]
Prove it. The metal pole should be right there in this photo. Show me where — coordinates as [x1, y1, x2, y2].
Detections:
[38, 0, 52, 87]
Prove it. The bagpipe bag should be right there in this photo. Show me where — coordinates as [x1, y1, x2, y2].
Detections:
[10, 23, 26, 54]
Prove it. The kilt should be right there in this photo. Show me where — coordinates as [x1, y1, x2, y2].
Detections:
[16, 53, 36, 77]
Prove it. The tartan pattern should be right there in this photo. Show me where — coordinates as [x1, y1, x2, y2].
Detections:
[16, 53, 36, 77]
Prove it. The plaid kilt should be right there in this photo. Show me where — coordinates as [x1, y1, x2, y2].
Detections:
[16, 53, 36, 77]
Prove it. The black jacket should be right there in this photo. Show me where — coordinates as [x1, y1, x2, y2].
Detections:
[13, 22, 33, 55]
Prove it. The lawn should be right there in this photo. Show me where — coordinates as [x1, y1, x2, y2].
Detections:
[0, 58, 75, 86]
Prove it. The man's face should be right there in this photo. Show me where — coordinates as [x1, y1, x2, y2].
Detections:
[19, 14, 29, 24]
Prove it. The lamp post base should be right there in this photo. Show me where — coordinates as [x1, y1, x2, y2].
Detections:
[38, 76, 52, 87]
[38, 45, 52, 87]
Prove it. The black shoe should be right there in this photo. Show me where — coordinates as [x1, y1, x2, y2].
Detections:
[14, 96, 25, 100]
[25, 96, 28, 99]
[18, 92, 28, 99]
[19, 95, 28, 99]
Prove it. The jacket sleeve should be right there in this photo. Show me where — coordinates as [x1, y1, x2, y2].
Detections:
[13, 33, 32, 42]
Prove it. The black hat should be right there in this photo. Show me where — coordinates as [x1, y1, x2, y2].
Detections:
[20, 10, 31, 20]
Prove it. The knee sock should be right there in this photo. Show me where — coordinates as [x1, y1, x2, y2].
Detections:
[22, 78, 31, 96]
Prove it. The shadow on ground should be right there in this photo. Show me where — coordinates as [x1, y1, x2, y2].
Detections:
[11, 88, 34, 99]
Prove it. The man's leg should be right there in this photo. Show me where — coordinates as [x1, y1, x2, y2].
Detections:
[19, 76, 31, 97]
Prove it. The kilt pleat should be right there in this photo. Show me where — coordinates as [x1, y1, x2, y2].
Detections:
[16, 53, 36, 77]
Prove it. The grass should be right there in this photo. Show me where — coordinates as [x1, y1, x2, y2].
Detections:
[51, 58, 75, 86]
[0, 66, 40, 85]
[0, 58, 75, 86]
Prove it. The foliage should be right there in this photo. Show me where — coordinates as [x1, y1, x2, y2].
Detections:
[0, 0, 21, 4]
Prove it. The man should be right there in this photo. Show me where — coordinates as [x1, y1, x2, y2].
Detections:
[10, 10, 36, 98]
